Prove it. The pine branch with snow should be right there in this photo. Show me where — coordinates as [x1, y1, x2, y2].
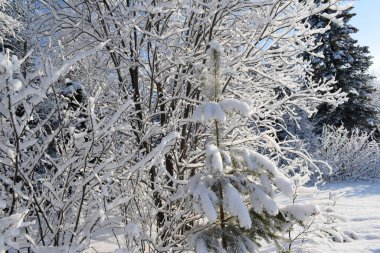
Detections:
[188, 42, 306, 252]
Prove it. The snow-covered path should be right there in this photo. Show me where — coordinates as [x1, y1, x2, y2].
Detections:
[318, 182, 380, 253]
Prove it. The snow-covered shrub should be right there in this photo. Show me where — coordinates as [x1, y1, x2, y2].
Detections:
[0, 44, 180, 251]
[0, 46, 105, 251]
[281, 186, 358, 252]
[318, 125, 380, 180]
[0, 209, 30, 251]
[0, 0, 350, 251]
[0, 0, 22, 40]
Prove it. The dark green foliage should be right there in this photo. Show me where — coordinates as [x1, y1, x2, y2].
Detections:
[246, 210, 286, 245]
[198, 210, 286, 252]
[306, 3, 377, 133]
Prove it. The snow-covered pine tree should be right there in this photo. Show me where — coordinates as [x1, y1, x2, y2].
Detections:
[306, 1, 377, 133]
[189, 42, 318, 252]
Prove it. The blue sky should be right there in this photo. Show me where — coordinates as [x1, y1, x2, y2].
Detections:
[350, 0, 380, 73]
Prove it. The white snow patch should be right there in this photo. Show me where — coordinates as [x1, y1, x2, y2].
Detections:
[251, 184, 278, 215]
[206, 144, 223, 171]
[190, 178, 218, 222]
[193, 102, 226, 123]
[208, 40, 224, 55]
[281, 203, 319, 222]
[224, 183, 251, 228]
[220, 98, 250, 116]
[274, 173, 295, 197]
[9, 78, 22, 91]
[242, 149, 278, 174]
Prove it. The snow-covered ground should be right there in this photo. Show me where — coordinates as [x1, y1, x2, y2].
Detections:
[317, 182, 380, 253]
[88, 182, 380, 253]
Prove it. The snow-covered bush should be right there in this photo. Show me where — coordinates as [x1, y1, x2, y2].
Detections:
[0, 0, 351, 251]
[281, 186, 358, 252]
[0, 0, 22, 40]
[318, 125, 380, 180]
[0, 44, 180, 251]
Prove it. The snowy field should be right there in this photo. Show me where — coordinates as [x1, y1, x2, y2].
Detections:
[317, 182, 380, 253]
[88, 182, 380, 253]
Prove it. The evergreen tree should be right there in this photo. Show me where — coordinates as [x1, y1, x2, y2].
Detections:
[306, 4, 377, 133]
[189, 42, 319, 252]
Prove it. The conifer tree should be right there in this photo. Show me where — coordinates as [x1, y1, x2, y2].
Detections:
[188, 42, 319, 252]
[306, 3, 377, 133]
